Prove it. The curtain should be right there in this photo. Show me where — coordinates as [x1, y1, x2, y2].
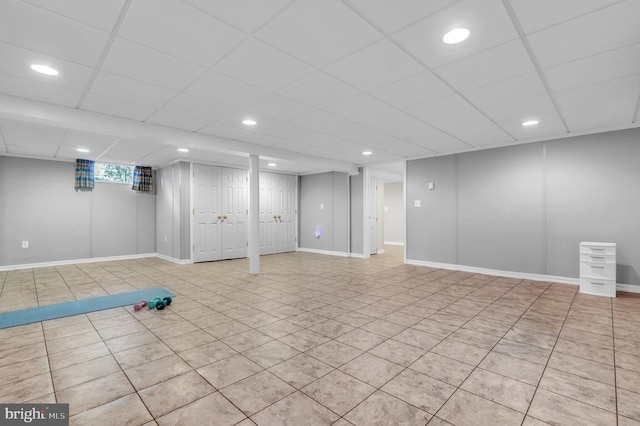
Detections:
[74, 159, 95, 192]
[132, 165, 153, 192]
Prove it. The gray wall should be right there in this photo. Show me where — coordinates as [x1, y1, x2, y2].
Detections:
[383, 181, 404, 244]
[0, 156, 156, 266]
[406, 127, 640, 286]
[300, 171, 349, 253]
[156, 161, 191, 260]
[350, 172, 364, 255]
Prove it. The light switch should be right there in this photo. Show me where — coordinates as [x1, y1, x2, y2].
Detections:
[428, 182, 435, 190]
[320, 203, 324, 210]
[414, 200, 421, 207]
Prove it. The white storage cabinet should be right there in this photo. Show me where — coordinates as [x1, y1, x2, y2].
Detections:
[579, 242, 616, 297]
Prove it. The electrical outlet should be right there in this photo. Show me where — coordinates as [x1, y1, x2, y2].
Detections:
[22, 241, 29, 248]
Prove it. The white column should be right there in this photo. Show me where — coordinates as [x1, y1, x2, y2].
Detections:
[248, 154, 260, 274]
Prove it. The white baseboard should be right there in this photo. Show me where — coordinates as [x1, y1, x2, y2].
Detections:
[0, 253, 158, 271]
[297, 247, 350, 257]
[377, 249, 385, 254]
[384, 241, 404, 246]
[349, 253, 369, 259]
[405, 259, 579, 285]
[616, 284, 640, 294]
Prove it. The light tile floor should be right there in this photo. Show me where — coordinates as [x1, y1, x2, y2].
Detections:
[1, 246, 639, 425]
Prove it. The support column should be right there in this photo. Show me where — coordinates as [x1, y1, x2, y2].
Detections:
[248, 154, 260, 274]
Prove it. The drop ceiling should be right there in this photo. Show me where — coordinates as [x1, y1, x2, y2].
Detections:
[0, 0, 638, 175]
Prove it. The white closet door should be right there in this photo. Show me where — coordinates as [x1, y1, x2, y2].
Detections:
[221, 167, 247, 259]
[277, 174, 296, 253]
[193, 164, 222, 262]
[259, 172, 277, 255]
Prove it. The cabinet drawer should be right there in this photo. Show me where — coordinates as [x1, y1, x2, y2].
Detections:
[579, 252, 616, 263]
[579, 278, 616, 298]
[580, 244, 616, 256]
[580, 262, 616, 279]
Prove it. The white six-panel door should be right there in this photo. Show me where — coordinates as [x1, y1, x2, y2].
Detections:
[193, 164, 222, 262]
[277, 174, 296, 253]
[222, 167, 247, 259]
[260, 172, 296, 255]
[193, 164, 247, 262]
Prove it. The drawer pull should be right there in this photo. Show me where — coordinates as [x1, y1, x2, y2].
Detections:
[590, 281, 605, 285]
[590, 265, 605, 269]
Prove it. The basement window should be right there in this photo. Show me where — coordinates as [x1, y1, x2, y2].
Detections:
[94, 163, 133, 184]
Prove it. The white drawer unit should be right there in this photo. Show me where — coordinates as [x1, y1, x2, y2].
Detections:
[579, 242, 616, 297]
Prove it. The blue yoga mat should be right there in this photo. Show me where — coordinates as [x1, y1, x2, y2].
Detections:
[0, 287, 174, 329]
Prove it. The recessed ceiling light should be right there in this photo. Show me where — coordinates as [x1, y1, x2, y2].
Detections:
[268, 163, 277, 167]
[443, 28, 470, 44]
[362, 151, 373, 156]
[242, 119, 257, 126]
[76, 148, 89, 153]
[30, 64, 59, 76]
[178, 148, 189, 152]
[522, 120, 539, 126]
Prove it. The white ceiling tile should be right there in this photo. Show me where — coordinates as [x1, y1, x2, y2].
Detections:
[325, 94, 398, 124]
[102, 138, 164, 161]
[497, 112, 567, 141]
[434, 39, 535, 92]
[463, 72, 547, 110]
[88, 72, 177, 109]
[118, 0, 246, 68]
[331, 122, 382, 141]
[555, 75, 640, 131]
[393, 0, 518, 68]
[429, 111, 513, 146]
[0, 42, 94, 91]
[213, 38, 314, 91]
[528, 0, 640, 68]
[544, 43, 640, 93]
[23, 0, 126, 32]
[241, 133, 289, 147]
[292, 111, 353, 134]
[277, 71, 361, 109]
[410, 131, 473, 153]
[186, 72, 270, 108]
[562, 96, 638, 132]
[256, 0, 381, 67]
[183, 0, 292, 33]
[102, 37, 204, 91]
[555, 75, 640, 108]
[198, 123, 254, 141]
[0, 73, 82, 107]
[371, 71, 454, 109]
[81, 94, 156, 121]
[1, 119, 66, 157]
[407, 95, 476, 122]
[57, 129, 121, 160]
[245, 94, 316, 121]
[216, 111, 284, 133]
[324, 39, 424, 91]
[483, 95, 557, 122]
[146, 110, 211, 132]
[346, 0, 460, 34]
[358, 111, 424, 133]
[161, 94, 235, 123]
[0, 0, 110, 66]
[509, 0, 623, 34]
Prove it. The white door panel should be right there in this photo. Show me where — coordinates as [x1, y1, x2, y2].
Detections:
[193, 164, 222, 262]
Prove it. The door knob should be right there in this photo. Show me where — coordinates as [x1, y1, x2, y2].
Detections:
[277, 215, 282, 219]
[273, 215, 277, 220]
[217, 215, 222, 220]
[223, 215, 228, 220]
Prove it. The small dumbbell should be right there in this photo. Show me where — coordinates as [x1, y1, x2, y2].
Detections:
[133, 300, 147, 311]
[162, 297, 172, 306]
